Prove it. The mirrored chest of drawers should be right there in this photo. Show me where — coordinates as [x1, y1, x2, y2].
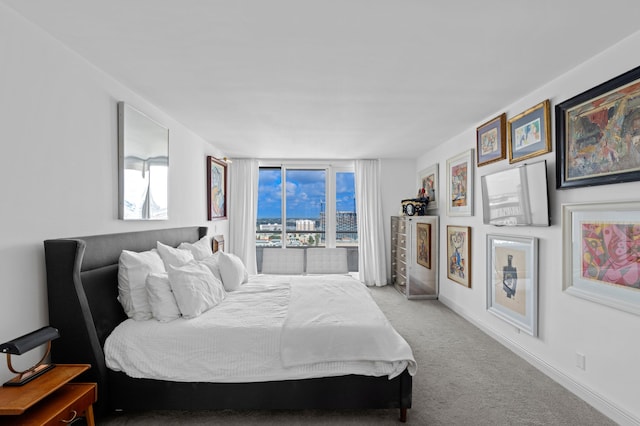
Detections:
[391, 215, 439, 299]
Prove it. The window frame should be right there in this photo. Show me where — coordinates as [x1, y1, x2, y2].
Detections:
[258, 160, 355, 249]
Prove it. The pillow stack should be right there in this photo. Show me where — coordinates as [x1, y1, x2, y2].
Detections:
[117, 236, 249, 322]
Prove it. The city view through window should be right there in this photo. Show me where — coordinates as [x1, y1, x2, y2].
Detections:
[257, 168, 358, 248]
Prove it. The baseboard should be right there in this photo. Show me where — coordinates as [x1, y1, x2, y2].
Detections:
[438, 294, 640, 426]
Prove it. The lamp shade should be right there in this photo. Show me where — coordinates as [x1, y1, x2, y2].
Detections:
[0, 326, 60, 355]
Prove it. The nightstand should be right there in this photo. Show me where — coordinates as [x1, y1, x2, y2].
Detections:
[0, 364, 96, 425]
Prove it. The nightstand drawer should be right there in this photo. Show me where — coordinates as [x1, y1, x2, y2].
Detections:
[0, 383, 96, 426]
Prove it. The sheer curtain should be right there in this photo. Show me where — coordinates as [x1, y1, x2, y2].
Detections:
[355, 159, 387, 286]
[228, 159, 259, 275]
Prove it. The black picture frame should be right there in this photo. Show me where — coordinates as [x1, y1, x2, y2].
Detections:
[556, 65, 640, 189]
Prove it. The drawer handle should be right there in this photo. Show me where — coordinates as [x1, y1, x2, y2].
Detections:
[62, 410, 78, 423]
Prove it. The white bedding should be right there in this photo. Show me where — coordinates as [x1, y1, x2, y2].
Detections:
[105, 274, 416, 383]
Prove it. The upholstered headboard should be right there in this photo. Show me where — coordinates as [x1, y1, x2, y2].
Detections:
[43, 226, 207, 410]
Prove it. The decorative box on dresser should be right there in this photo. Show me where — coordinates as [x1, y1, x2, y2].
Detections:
[391, 215, 439, 299]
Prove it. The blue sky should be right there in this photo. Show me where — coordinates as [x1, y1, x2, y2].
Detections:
[257, 169, 355, 219]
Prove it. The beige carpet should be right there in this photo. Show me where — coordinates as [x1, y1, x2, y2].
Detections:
[101, 286, 614, 425]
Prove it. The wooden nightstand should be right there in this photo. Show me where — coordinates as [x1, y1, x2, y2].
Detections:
[0, 364, 96, 425]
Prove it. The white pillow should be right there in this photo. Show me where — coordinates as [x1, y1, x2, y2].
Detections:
[146, 273, 181, 322]
[218, 252, 249, 291]
[117, 249, 166, 320]
[199, 252, 223, 282]
[178, 236, 213, 261]
[157, 241, 195, 269]
[167, 262, 226, 318]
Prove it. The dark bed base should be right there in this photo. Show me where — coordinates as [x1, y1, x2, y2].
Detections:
[44, 226, 412, 421]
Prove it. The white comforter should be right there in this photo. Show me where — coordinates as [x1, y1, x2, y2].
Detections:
[105, 275, 416, 383]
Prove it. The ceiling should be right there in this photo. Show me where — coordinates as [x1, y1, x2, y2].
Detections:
[4, 0, 640, 159]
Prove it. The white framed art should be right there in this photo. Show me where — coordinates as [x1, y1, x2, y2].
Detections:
[417, 163, 438, 210]
[486, 234, 538, 336]
[562, 201, 640, 316]
[446, 149, 474, 216]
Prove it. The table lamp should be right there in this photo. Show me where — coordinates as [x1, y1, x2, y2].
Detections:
[0, 326, 60, 386]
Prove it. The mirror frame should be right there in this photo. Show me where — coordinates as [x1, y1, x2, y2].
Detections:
[118, 102, 169, 220]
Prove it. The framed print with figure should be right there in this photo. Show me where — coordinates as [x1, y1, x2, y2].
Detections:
[416, 222, 431, 269]
[486, 234, 538, 336]
[447, 225, 471, 287]
[446, 149, 474, 217]
[418, 164, 438, 210]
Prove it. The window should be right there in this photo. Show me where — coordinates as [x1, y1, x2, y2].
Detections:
[256, 163, 357, 249]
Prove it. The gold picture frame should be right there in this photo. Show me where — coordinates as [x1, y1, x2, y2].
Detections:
[508, 100, 551, 163]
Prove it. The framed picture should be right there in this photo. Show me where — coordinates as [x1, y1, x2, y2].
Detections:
[562, 201, 640, 316]
[486, 234, 538, 336]
[476, 113, 506, 167]
[508, 100, 551, 164]
[556, 65, 640, 189]
[446, 225, 471, 287]
[207, 156, 227, 220]
[416, 222, 431, 269]
[446, 149, 474, 216]
[417, 163, 438, 210]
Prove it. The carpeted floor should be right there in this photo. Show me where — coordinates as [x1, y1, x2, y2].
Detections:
[100, 286, 614, 425]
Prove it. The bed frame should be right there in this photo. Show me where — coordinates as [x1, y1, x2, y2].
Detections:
[43, 226, 412, 421]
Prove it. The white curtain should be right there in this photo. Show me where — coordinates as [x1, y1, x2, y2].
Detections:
[355, 159, 387, 286]
[228, 159, 259, 275]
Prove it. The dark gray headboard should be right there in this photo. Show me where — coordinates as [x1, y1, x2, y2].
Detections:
[43, 226, 207, 409]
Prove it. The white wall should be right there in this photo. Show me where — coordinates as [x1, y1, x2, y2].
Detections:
[0, 5, 228, 383]
[417, 31, 640, 425]
[380, 159, 416, 281]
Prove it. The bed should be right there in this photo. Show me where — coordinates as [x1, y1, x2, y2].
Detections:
[44, 226, 414, 421]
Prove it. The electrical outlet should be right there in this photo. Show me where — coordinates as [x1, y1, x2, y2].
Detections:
[576, 352, 586, 370]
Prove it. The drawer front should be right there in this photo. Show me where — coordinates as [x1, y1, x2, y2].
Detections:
[45, 386, 95, 426]
[5, 384, 97, 426]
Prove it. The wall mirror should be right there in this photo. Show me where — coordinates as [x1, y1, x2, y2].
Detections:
[118, 102, 169, 220]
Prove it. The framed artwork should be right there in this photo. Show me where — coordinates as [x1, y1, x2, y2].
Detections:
[486, 234, 538, 336]
[207, 156, 227, 220]
[476, 113, 506, 167]
[562, 201, 640, 316]
[556, 65, 640, 189]
[417, 163, 438, 210]
[416, 222, 431, 269]
[447, 225, 471, 287]
[508, 100, 551, 164]
[446, 149, 474, 216]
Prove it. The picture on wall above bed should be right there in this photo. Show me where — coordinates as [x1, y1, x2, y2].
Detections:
[207, 156, 227, 220]
[556, 65, 640, 189]
[118, 102, 169, 220]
